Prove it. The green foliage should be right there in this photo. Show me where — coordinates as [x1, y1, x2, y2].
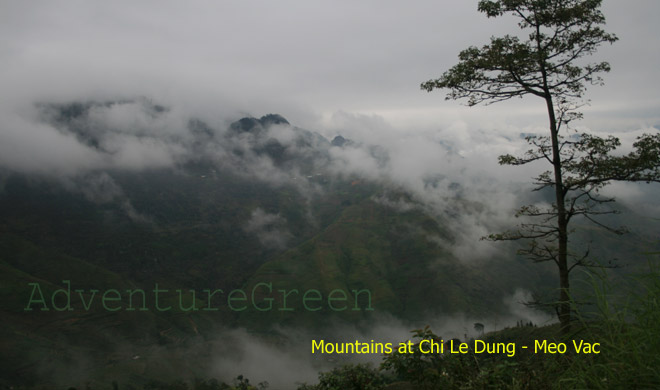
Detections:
[421, 0, 660, 333]
[380, 263, 660, 389]
[232, 374, 268, 390]
[380, 326, 450, 389]
[489, 132, 660, 257]
[192, 378, 231, 390]
[143, 379, 190, 390]
[43, 267, 660, 390]
[558, 262, 660, 388]
[499, 133, 660, 192]
[297, 363, 386, 390]
[422, 0, 617, 106]
[59, 376, 259, 390]
[380, 326, 534, 389]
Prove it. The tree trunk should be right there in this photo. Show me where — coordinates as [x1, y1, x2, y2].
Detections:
[544, 95, 571, 334]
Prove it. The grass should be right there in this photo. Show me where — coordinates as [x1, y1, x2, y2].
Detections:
[557, 260, 660, 389]
[297, 258, 660, 390]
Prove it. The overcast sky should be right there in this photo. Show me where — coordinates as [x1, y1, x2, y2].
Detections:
[1, 6, 658, 379]
[1, 0, 658, 133]
[1, 0, 659, 217]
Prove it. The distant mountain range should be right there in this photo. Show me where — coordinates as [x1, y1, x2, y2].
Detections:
[1, 99, 657, 387]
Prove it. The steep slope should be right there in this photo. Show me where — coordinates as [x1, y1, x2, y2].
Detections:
[239, 195, 555, 330]
[1, 101, 656, 387]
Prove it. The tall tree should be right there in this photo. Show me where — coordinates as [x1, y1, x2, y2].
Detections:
[422, 0, 660, 332]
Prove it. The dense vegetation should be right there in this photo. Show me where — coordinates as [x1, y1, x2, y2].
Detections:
[1, 104, 658, 388]
[296, 262, 660, 389]
[422, 0, 660, 334]
[8, 261, 656, 389]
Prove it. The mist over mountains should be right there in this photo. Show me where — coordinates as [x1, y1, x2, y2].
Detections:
[1, 0, 659, 386]
[1, 98, 658, 387]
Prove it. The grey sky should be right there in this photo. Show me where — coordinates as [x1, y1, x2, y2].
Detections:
[1, 0, 658, 132]
[2, 3, 657, 385]
[1, 0, 659, 223]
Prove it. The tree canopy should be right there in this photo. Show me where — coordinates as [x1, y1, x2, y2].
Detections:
[422, 0, 660, 332]
[422, 0, 617, 109]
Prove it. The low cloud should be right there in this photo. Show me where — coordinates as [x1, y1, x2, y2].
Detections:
[206, 296, 554, 388]
[244, 208, 292, 250]
[4, 98, 658, 263]
[63, 172, 152, 223]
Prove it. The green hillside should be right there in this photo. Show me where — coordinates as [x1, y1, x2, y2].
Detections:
[1, 107, 657, 387]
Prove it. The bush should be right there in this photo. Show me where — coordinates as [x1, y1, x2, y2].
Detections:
[558, 261, 660, 389]
[297, 363, 386, 390]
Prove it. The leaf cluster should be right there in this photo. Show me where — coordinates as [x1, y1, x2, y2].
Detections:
[421, 0, 618, 107]
[297, 364, 386, 390]
[490, 132, 660, 268]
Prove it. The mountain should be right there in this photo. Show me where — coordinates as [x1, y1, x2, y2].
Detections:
[0, 100, 657, 387]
